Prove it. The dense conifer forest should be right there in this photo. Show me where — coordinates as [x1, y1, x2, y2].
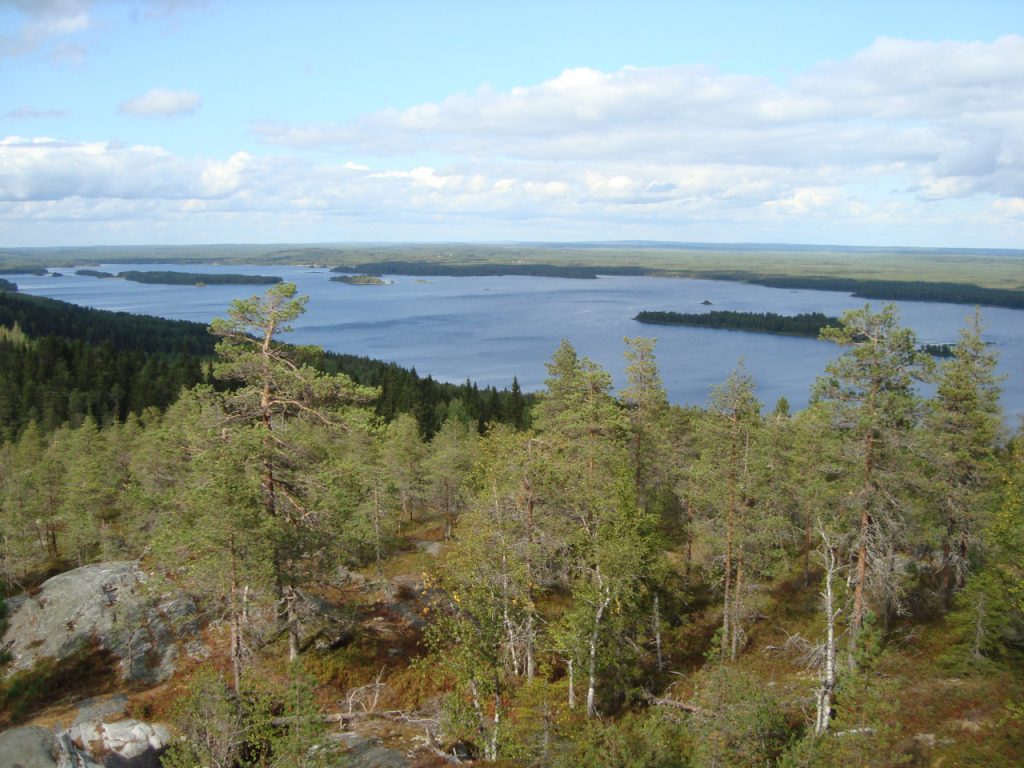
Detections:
[330, 274, 388, 285]
[331, 261, 649, 279]
[634, 310, 841, 336]
[0, 284, 1021, 766]
[0, 290, 530, 442]
[117, 271, 284, 285]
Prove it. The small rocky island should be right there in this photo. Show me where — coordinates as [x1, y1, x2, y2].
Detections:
[331, 274, 387, 285]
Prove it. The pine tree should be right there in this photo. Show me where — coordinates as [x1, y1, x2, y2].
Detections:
[813, 304, 932, 656]
[173, 283, 378, 669]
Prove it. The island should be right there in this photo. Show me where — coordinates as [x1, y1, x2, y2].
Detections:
[634, 309, 841, 337]
[0, 267, 47, 276]
[330, 274, 387, 285]
[920, 343, 955, 357]
[329, 262, 646, 279]
[117, 271, 283, 286]
[75, 269, 116, 278]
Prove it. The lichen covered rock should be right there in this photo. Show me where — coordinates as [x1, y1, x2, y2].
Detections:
[3, 561, 200, 684]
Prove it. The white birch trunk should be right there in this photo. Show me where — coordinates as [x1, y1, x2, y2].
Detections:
[285, 586, 299, 663]
[815, 525, 840, 737]
[586, 592, 611, 719]
[525, 612, 536, 681]
[567, 658, 576, 710]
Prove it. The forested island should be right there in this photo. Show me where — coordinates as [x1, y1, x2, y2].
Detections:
[921, 342, 955, 357]
[75, 269, 116, 278]
[0, 283, 1021, 768]
[330, 274, 387, 285]
[635, 309, 841, 336]
[331, 261, 648, 279]
[117, 270, 283, 286]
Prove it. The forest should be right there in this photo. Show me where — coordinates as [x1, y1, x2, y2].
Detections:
[735, 275, 1024, 310]
[0, 291, 530, 442]
[634, 310, 841, 337]
[331, 274, 388, 285]
[330, 262, 649, 279]
[117, 271, 284, 286]
[0, 283, 1021, 767]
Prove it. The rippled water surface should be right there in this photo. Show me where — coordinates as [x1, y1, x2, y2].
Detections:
[13, 263, 1024, 420]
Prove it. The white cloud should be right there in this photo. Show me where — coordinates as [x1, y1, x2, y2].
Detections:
[6, 36, 1024, 245]
[252, 37, 1024, 204]
[119, 87, 202, 116]
[0, 136, 236, 201]
[994, 197, 1024, 217]
[0, 0, 90, 58]
[199, 151, 253, 196]
[763, 187, 842, 215]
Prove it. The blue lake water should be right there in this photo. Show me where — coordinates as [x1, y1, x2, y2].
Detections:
[11, 263, 1024, 422]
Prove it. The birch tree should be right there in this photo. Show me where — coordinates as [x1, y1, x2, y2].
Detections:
[536, 341, 657, 717]
[692, 362, 764, 661]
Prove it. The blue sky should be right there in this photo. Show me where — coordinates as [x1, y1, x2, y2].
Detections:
[2, 0, 1024, 247]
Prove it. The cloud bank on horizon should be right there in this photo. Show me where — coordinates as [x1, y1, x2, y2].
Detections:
[1, 1, 1023, 247]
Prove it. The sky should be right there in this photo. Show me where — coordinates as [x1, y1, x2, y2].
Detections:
[2, 0, 1024, 248]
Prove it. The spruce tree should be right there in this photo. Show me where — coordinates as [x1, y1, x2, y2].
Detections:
[923, 309, 1004, 604]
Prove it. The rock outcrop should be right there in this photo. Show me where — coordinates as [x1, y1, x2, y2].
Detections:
[0, 693, 171, 768]
[60, 718, 169, 768]
[2, 561, 200, 685]
[294, 591, 356, 652]
[0, 725, 60, 768]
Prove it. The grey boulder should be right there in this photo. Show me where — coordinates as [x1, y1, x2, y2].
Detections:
[0, 726, 61, 768]
[2, 561, 200, 685]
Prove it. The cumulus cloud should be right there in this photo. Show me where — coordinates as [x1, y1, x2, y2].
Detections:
[6, 36, 1024, 245]
[119, 87, 202, 116]
[253, 36, 1024, 207]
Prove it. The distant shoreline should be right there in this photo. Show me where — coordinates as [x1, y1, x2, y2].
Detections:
[1, 242, 1022, 309]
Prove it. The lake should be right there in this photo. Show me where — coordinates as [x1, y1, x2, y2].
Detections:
[11, 263, 1024, 422]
